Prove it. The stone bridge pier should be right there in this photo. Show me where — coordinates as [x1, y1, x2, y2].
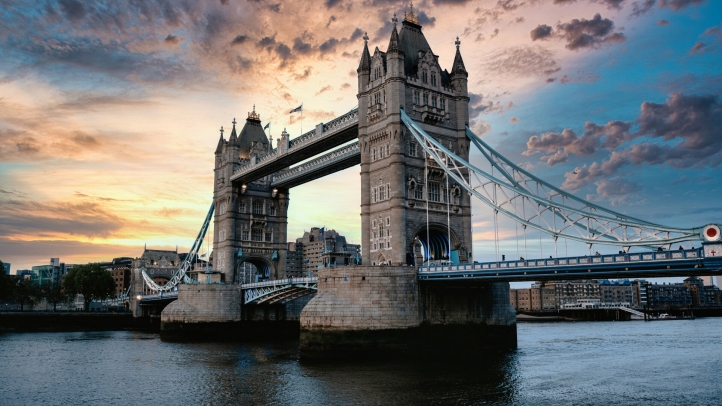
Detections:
[299, 266, 516, 358]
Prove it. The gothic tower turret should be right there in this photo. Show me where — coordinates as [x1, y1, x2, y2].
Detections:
[213, 108, 290, 283]
[357, 8, 472, 266]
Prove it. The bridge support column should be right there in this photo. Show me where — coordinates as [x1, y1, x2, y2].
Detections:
[160, 284, 242, 337]
[299, 266, 516, 359]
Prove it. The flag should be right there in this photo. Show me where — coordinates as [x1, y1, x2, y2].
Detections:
[263, 122, 270, 130]
[290, 104, 302, 113]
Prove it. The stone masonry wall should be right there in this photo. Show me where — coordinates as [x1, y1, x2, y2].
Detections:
[300, 266, 421, 331]
[161, 284, 241, 325]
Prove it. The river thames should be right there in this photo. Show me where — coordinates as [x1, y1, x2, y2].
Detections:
[1, 318, 720, 405]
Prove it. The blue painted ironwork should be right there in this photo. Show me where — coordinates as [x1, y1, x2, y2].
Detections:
[141, 202, 215, 292]
[138, 291, 179, 303]
[242, 277, 317, 305]
[418, 248, 722, 282]
[400, 109, 714, 248]
[231, 108, 358, 182]
[271, 141, 360, 187]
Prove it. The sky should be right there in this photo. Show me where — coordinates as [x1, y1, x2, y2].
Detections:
[0, 0, 721, 275]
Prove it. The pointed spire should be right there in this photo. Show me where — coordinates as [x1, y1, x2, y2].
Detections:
[451, 36, 467, 75]
[358, 32, 371, 72]
[229, 118, 238, 144]
[387, 14, 401, 54]
[215, 126, 225, 154]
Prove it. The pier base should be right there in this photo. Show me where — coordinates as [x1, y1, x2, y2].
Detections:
[160, 284, 242, 338]
[299, 266, 517, 359]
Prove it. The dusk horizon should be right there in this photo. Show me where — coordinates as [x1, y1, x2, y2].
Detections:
[1, 0, 721, 272]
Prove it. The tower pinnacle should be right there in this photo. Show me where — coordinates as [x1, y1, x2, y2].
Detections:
[404, 2, 418, 25]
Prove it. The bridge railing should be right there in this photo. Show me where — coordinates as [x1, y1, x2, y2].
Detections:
[418, 248, 704, 274]
[138, 291, 179, 301]
[241, 277, 317, 289]
[271, 142, 360, 186]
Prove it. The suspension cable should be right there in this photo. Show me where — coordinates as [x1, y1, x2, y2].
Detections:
[446, 161, 451, 260]
[425, 152, 430, 263]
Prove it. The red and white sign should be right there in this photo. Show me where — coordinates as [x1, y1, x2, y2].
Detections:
[703, 224, 721, 242]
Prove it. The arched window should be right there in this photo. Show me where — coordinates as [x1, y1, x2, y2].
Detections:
[431, 72, 437, 86]
[422, 70, 428, 83]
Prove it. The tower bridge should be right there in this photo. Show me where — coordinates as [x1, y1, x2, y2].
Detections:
[128, 9, 722, 356]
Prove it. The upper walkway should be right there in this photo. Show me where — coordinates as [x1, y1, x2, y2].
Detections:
[230, 108, 359, 185]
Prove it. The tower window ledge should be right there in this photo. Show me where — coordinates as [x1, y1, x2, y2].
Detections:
[413, 105, 449, 124]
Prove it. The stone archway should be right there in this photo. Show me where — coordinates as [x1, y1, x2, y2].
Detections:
[233, 256, 273, 284]
[410, 223, 462, 266]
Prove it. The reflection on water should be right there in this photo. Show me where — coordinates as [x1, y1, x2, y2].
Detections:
[1, 319, 721, 405]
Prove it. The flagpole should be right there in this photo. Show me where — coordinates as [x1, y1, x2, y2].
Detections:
[300, 103, 303, 135]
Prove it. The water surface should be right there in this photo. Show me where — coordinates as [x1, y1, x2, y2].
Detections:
[1, 319, 720, 405]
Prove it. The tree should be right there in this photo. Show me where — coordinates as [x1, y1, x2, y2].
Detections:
[63, 263, 115, 311]
[0, 259, 12, 304]
[39, 280, 70, 312]
[13, 278, 40, 311]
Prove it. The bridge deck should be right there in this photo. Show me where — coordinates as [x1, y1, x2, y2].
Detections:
[418, 248, 722, 282]
[231, 109, 358, 185]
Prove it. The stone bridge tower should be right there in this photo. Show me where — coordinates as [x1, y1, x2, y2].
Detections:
[213, 108, 289, 283]
[358, 11, 472, 266]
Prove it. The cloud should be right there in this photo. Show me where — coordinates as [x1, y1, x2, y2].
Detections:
[483, 45, 560, 79]
[163, 34, 182, 46]
[349, 28, 364, 42]
[325, 0, 344, 8]
[319, 38, 340, 54]
[555, 13, 626, 50]
[530, 25, 553, 41]
[292, 36, 314, 55]
[231, 35, 247, 45]
[690, 41, 707, 54]
[658, 0, 706, 11]
[554, 93, 722, 190]
[293, 66, 313, 81]
[657, 19, 671, 26]
[316, 85, 332, 95]
[58, 0, 86, 22]
[631, 0, 705, 17]
[509, 117, 520, 123]
[589, 177, 641, 206]
[0, 198, 125, 239]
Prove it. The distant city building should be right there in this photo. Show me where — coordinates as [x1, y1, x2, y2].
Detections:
[30, 258, 67, 285]
[2, 261, 9, 275]
[285, 227, 360, 278]
[600, 279, 638, 306]
[102, 257, 133, 297]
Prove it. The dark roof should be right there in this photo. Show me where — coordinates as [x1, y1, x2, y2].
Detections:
[141, 249, 180, 262]
[238, 116, 269, 159]
[358, 40, 371, 72]
[398, 20, 431, 77]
